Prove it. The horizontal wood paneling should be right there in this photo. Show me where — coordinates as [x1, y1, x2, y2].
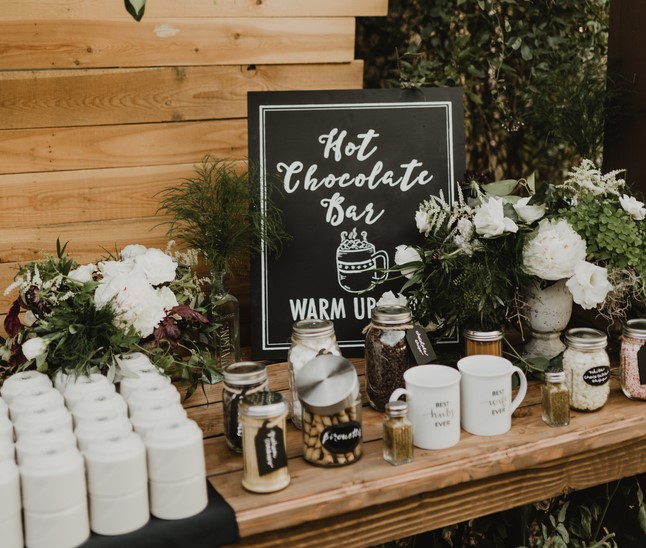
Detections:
[2, 0, 388, 19]
[1, 18, 356, 69]
[0, 119, 248, 175]
[0, 62, 364, 130]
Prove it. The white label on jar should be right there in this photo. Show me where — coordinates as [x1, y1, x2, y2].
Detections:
[583, 366, 610, 386]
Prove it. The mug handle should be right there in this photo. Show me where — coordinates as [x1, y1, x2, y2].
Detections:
[371, 250, 390, 283]
[389, 388, 409, 402]
[510, 365, 528, 414]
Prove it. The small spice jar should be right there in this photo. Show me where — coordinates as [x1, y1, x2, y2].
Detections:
[364, 305, 416, 412]
[541, 368, 570, 427]
[383, 400, 413, 466]
[287, 319, 341, 429]
[296, 355, 362, 467]
[238, 391, 290, 493]
[562, 327, 610, 411]
[620, 319, 646, 400]
[222, 361, 269, 453]
[463, 328, 503, 357]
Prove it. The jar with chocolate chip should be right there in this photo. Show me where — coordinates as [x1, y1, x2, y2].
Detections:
[296, 354, 362, 467]
[222, 361, 269, 453]
[364, 305, 416, 412]
[287, 319, 341, 429]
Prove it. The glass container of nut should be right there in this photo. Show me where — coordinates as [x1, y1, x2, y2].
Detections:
[295, 354, 362, 467]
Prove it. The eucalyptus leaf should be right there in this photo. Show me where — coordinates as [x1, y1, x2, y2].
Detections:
[124, 0, 146, 22]
[482, 179, 519, 196]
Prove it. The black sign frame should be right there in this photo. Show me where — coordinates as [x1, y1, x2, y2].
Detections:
[248, 88, 465, 360]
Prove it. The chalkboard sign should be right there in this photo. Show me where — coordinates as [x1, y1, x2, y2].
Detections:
[248, 88, 465, 359]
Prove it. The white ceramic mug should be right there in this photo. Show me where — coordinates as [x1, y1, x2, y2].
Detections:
[457, 355, 528, 436]
[389, 364, 461, 450]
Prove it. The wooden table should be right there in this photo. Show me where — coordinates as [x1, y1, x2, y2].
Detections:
[179, 359, 646, 547]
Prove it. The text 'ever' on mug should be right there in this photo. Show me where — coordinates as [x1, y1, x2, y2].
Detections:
[457, 355, 528, 436]
[389, 364, 461, 450]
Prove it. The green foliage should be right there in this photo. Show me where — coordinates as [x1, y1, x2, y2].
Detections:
[124, 0, 146, 21]
[356, 0, 615, 181]
[157, 157, 289, 276]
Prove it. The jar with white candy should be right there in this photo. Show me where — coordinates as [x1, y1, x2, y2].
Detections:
[287, 319, 341, 429]
[562, 328, 610, 411]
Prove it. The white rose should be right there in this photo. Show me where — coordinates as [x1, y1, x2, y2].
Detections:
[120, 244, 148, 260]
[68, 263, 96, 283]
[22, 336, 48, 360]
[415, 209, 432, 236]
[473, 197, 518, 237]
[619, 194, 646, 221]
[513, 197, 546, 224]
[522, 219, 587, 280]
[133, 248, 177, 286]
[376, 291, 408, 307]
[566, 261, 613, 309]
[394, 245, 422, 279]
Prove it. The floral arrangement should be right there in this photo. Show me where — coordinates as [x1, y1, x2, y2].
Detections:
[389, 159, 646, 337]
[0, 241, 221, 397]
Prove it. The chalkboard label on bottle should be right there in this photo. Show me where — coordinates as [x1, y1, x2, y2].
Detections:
[583, 366, 610, 386]
[255, 422, 288, 476]
[638, 345, 646, 385]
[405, 324, 437, 365]
[320, 421, 362, 454]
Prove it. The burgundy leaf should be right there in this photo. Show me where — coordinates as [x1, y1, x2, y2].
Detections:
[4, 299, 21, 337]
[170, 304, 209, 324]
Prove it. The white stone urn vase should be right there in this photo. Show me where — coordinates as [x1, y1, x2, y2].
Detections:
[523, 278, 573, 359]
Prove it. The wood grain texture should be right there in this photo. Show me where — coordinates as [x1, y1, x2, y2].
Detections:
[0, 119, 248, 174]
[2, 0, 388, 19]
[206, 378, 646, 542]
[0, 62, 364, 130]
[1, 18, 356, 69]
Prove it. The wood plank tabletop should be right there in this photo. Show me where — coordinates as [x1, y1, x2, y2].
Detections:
[179, 360, 646, 547]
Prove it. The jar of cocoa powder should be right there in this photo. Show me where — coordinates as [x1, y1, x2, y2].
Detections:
[296, 355, 362, 467]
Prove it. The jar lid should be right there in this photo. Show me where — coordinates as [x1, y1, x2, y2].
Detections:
[564, 327, 607, 350]
[371, 305, 412, 325]
[385, 400, 408, 417]
[295, 355, 359, 415]
[463, 328, 503, 342]
[239, 391, 287, 419]
[623, 319, 646, 340]
[291, 319, 335, 339]
[223, 361, 267, 385]
[545, 368, 565, 383]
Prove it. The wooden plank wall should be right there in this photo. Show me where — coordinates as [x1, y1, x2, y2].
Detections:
[0, 0, 389, 342]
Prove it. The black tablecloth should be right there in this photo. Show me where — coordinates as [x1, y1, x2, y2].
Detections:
[80, 482, 239, 547]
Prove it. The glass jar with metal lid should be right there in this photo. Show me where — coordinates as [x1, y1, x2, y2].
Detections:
[287, 319, 341, 429]
[463, 328, 503, 357]
[364, 305, 416, 412]
[222, 361, 269, 453]
[562, 327, 610, 411]
[296, 354, 362, 467]
[238, 391, 290, 493]
[620, 319, 646, 400]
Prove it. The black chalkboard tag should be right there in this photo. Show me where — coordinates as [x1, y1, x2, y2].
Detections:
[582, 365, 610, 386]
[638, 345, 646, 385]
[255, 422, 288, 476]
[321, 421, 362, 454]
[406, 324, 437, 365]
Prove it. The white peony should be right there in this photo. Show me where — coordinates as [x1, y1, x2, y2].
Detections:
[513, 197, 546, 224]
[68, 263, 96, 283]
[566, 261, 613, 309]
[415, 209, 432, 236]
[619, 194, 646, 221]
[22, 336, 48, 360]
[522, 218, 587, 280]
[394, 245, 422, 279]
[132, 248, 177, 286]
[376, 290, 408, 307]
[158, 285, 179, 311]
[473, 197, 518, 238]
[107, 275, 168, 338]
[98, 259, 136, 280]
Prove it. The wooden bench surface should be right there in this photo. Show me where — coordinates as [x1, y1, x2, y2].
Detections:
[177, 359, 646, 547]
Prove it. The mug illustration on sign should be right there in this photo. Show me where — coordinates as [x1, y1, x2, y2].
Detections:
[336, 228, 389, 293]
